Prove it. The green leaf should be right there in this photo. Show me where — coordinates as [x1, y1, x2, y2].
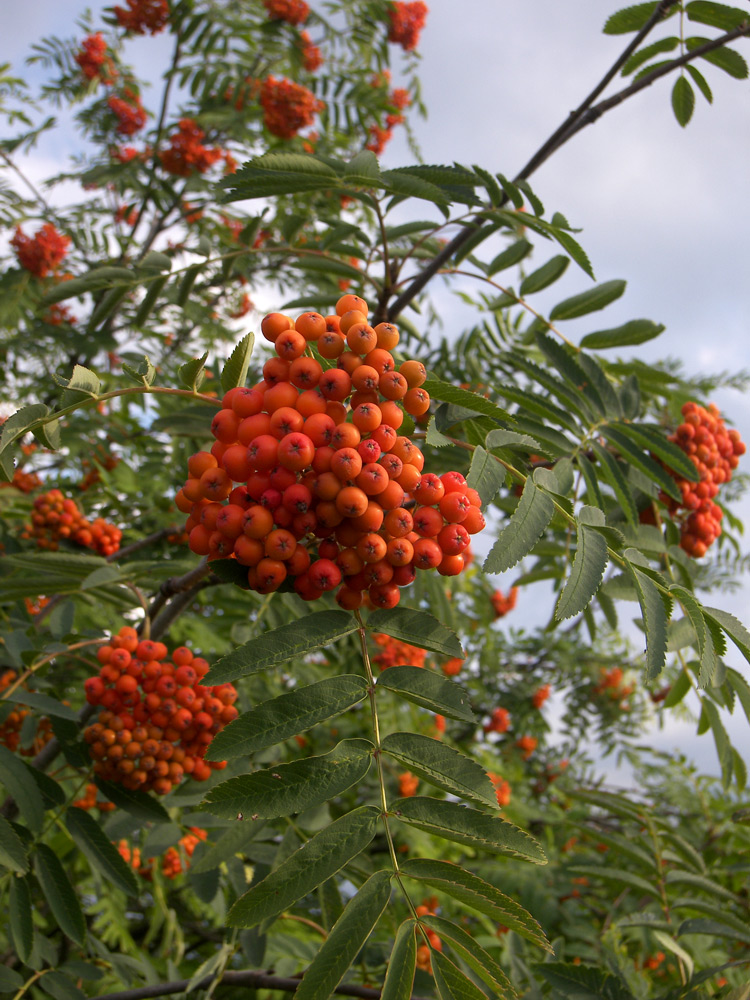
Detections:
[670, 585, 716, 686]
[602, 425, 682, 500]
[465, 446, 506, 507]
[703, 607, 750, 666]
[591, 442, 639, 525]
[0, 404, 49, 456]
[57, 364, 101, 407]
[432, 951, 488, 1000]
[621, 36, 680, 74]
[189, 822, 268, 875]
[366, 607, 464, 659]
[179, 352, 208, 392]
[604, 3, 663, 34]
[628, 565, 669, 679]
[549, 280, 626, 321]
[38, 971, 86, 1000]
[94, 779, 171, 822]
[486, 428, 542, 453]
[568, 864, 662, 899]
[672, 75, 695, 127]
[520, 255, 569, 296]
[421, 916, 516, 998]
[0, 814, 28, 872]
[686, 1, 750, 30]
[377, 667, 475, 723]
[36, 843, 86, 946]
[381, 920, 417, 1000]
[422, 377, 512, 424]
[9, 875, 33, 963]
[205, 675, 369, 761]
[392, 797, 546, 863]
[201, 739, 373, 819]
[65, 806, 138, 895]
[579, 319, 665, 350]
[343, 150, 383, 185]
[400, 858, 551, 951]
[686, 62, 714, 102]
[42, 266, 133, 305]
[483, 478, 555, 573]
[122, 355, 157, 386]
[535, 963, 633, 999]
[487, 239, 532, 275]
[702, 699, 733, 787]
[227, 806, 379, 928]
[133, 276, 169, 327]
[614, 422, 699, 482]
[689, 36, 749, 77]
[0, 744, 44, 831]
[205, 611, 358, 685]
[381, 733, 496, 808]
[555, 520, 609, 621]
[294, 871, 392, 1000]
[221, 333, 255, 393]
[0, 968, 23, 992]
[222, 153, 341, 201]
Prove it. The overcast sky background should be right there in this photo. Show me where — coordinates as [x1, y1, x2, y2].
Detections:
[4, 0, 750, 782]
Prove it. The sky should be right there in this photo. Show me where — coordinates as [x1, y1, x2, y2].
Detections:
[4, 0, 750, 780]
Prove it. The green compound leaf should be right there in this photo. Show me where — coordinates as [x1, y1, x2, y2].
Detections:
[421, 377, 512, 423]
[366, 607, 464, 659]
[205, 675, 368, 760]
[9, 876, 33, 964]
[220, 332, 255, 393]
[65, 806, 138, 895]
[381, 733, 497, 808]
[432, 951, 489, 1000]
[400, 858, 551, 952]
[465, 445, 507, 507]
[391, 797, 547, 863]
[36, 843, 86, 946]
[483, 478, 555, 574]
[381, 920, 417, 1000]
[580, 318, 665, 350]
[672, 75, 695, 127]
[604, 3, 666, 34]
[0, 814, 28, 872]
[555, 520, 609, 621]
[377, 666, 475, 723]
[422, 916, 516, 998]
[228, 806, 379, 928]
[703, 606, 750, 668]
[0, 744, 45, 832]
[201, 739, 373, 819]
[294, 871, 392, 1000]
[687, 1, 750, 31]
[205, 611, 358, 685]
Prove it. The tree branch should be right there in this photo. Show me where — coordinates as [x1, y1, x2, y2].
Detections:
[386, 4, 746, 322]
[90, 969, 430, 1000]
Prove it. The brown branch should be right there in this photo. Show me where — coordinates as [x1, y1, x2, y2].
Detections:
[386, 4, 744, 322]
[144, 557, 213, 622]
[90, 969, 430, 1000]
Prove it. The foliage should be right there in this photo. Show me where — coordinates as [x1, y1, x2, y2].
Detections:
[1, 2, 750, 999]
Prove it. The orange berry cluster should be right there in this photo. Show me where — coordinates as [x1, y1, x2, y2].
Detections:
[387, 1, 428, 51]
[531, 683, 550, 709]
[515, 735, 537, 760]
[75, 33, 115, 84]
[490, 586, 518, 619]
[591, 667, 633, 708]
[398, 771, 419, 797]
[263, 0, 309, 24]
[79, 448, 119, 491]
[159, 119, 223, 177]
[667, 401, 745, 557]
[178, 294, 485, 609]
[484, 706, 510, 734]
[113, 0, 170, 34]
[72, 782, 116, 811]
[259, 76, 324, 139]
[372, 633, 428, 671]
[0, 670, 54, 756]
[366, 82, 412, 156]
[300, 31, 323, 72]
[440, 657, 463, 677]
[415, 897, 442, 972]
[10, 224, 70, 278]
[83, 627, 238, 795]
[116, 827, 208, 879]
[22, 489, 121, 556]
[107, 89, 147, 136]
[0, 468, 42, 493]
[487, 772, 511, 808]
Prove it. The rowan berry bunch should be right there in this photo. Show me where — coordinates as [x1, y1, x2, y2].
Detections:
[10, 223, 70, 278]
[591, 666, 633, 709]
[663, 401, 745, 557]
[0, 670, 55, 756]
[490, 586, 518, 619]
[531, 683, 550, 709]
[118, 826, 208, 880]
[72, 782, 116, 811]
[372, 633, 427, 670]
[79, 448, 120, 491]
[440, 657, 463, 677]
[158, 119, 223, 176]
[398, 771, 419, 797]
[178, 294, 485, 609]
[75, 33, 116, 84]
[387, 1, 428, 51]
[414, 897, 442, 972]
[263, 0, 309, 24]
[113, 0, 170, 34]
[484, 706, 510, 734]
[107, 89, 147, 135]
[487, 772, 511, 808]
[83, 627, 238, 795]
[0, 468, 42, 493]
[515, 734, 537, 760]
[300, 31, 323, 72]
[259, 76, 324, 139]
[22, 489, 122, 556]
